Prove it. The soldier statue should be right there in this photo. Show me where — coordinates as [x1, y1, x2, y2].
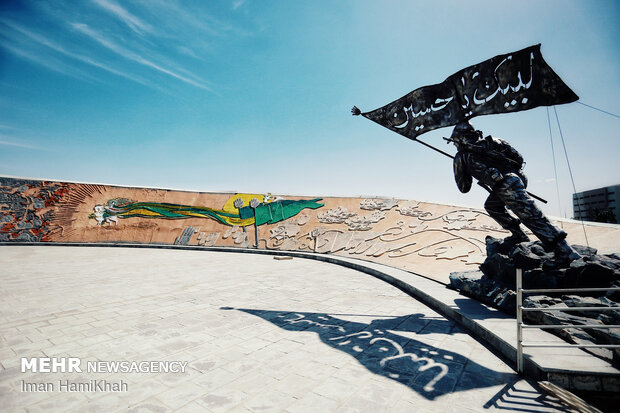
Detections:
[448, 121, 579, 263]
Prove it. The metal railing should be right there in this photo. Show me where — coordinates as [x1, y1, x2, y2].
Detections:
[516, 268, 620, 373]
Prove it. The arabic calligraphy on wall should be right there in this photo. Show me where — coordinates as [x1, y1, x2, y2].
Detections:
[265, 201, 493, 265]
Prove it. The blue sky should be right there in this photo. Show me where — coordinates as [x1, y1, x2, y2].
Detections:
[1, 0, 618, 218]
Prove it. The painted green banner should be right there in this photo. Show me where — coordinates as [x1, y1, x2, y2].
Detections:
[254, 199, 324, 226]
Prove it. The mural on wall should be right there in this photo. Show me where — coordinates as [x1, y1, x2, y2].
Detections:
[3, 177, 613, 282]
[90, 194, 324, 227]
[0, 178, 73, 242]
[0, 177, 515, 275]
[89, 193, 324, 249]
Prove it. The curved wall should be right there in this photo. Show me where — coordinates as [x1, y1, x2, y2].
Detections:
[1, 177, 618, 284]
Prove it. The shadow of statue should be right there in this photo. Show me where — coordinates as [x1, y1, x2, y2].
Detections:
[225, 307, 520, 400]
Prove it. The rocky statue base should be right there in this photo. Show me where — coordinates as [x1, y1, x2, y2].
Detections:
[449, 236, 620, 367]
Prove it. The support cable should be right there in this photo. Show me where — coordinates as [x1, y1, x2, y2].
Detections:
[546, 107, 563, 218]
[577, 101, 620, 119]
[553, 106, 589, 247]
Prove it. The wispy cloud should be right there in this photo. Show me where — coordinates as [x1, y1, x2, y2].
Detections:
[92, 0, 153, 36]
[177, 45, 201, 60]
[137, 0, 251, 38]
[0, 19, 158, 89]
[0, 41, 99, 83]
[232, 0, 247, 11]
[0, 124, 22, 131]
[0, 136, 43, 150]
[3, 1, 224, 95]
[71, 23, 213, 92]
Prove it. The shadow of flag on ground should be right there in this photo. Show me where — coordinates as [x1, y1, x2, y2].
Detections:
[234, 308, 517, 400]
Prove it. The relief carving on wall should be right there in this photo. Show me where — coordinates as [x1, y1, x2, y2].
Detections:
[1, 179, 517, 271]
[266, 199, 495, 266]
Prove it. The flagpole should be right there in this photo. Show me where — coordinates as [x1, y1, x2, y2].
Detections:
[351, 106, 547, 204]
[412, 137, 548, 204]
[413, 137, 455, 159]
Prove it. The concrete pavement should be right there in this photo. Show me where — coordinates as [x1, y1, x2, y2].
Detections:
[0, 246, 571, 412]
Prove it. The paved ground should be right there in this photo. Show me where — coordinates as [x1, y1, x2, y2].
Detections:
[0, 246, 571, 412]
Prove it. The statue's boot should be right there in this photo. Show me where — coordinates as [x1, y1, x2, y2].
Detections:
[553, 232, 580, 265]
[503, 227, 530, 244]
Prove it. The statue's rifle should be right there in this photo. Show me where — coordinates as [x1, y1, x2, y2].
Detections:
[413, 136, 548, 204]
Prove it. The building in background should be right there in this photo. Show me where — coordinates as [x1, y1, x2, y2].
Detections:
[573, 185, 620, 224]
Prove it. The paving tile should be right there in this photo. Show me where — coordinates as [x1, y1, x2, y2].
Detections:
[21, 391, 89, 413]
[173, 401, 208, 413]
[196, 387, 249, 412]
[125, 397, 172, 413]
[155, 382, 206, 409]
[189, 367, 239, 391]
[285, 392, 340, 413]
[0, 246, 576, 413]
[270, 373, 322, 399]
[226, 371, 279, 396]
[311, 376, 358, 401]
[242, 389, 297, 412]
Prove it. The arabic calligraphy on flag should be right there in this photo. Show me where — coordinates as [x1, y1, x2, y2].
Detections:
[360, 44, 578, 139]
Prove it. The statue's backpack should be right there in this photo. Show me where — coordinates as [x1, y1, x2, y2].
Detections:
[483, 136, 524, 170]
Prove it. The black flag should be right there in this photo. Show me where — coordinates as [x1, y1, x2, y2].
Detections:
[359, 44, 578, 139]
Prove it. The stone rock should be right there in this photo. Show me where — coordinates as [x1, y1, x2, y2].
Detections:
[600, 296, 620, 308]
[598, 313, 617, 325]
[523, 295, 563, 307]
[586, 325, 620, 345]
[449, 270, 515, 313]
[479, 252, 515, 283]
[529, 242, 549, 256]
[560, 327, 600, 346]
[607, 281, 620, 302]
[573, 244, 598, 256]
[509, 243, 542, 270]
[578, 262, 616, 287]
[594, 254, 620, 270]
[562, 295, 613, 308]
[493, 289, 516, 312]
[569, 258, 588, 271]
[448, 270, 483, 290]
[450, 236, 620, 368]
[559, 328, 614, 361]
[522, 299, 594, 326]
[484, 236, 505, 256]
[522, 268, 562, 290]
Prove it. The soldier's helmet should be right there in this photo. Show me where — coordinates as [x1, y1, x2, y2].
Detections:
[450, 121, 477, 145]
